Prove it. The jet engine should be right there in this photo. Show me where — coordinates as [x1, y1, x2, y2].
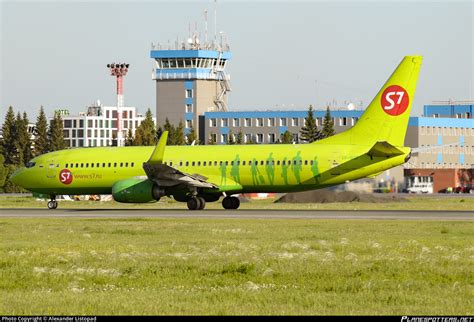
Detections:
[112, 178, 165, 203]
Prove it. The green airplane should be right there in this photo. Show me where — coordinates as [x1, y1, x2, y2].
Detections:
[10, 56, 422, 210]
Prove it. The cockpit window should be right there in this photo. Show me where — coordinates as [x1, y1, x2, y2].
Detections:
[25, 162, 36, 168]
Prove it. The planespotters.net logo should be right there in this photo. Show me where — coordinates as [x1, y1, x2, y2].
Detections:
[381, 85, 410, 116]
[401, 317, 473, 322]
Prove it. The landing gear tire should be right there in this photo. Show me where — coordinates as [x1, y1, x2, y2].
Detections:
[187, 196, 205, 210]
[197, 197, 206, 210]
[47, 200, 58, 210]
[222, 196, 240, 210]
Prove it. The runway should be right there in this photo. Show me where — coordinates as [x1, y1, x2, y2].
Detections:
[1, 208, 473, 220]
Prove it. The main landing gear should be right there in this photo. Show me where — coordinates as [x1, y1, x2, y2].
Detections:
[187, 196, 206, 210]
[222, 196, 240, 210]
[47, 195, 58, 210]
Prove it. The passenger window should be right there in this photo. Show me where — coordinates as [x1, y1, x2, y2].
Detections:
[76, 163, 79, 168]
[65, 163, 68, 168]
[260, 161, 264, 166]
[304, 160, 308, 166]
[120, 162, 123, 167]
[131, 162, 134, 167]
[203, 161, 207, 166]
[277, 160, 281, 166]
[197, 161, 200, 166]
[125, 162, 128, 167]
[91, 163, 94, 168]
[231, 161, 234, 166]
[114, 162, 117, 167]
[214, 161, 217, 166]
[186, 161, 189, 166]
[179, 161, 183, 166]
[81, 163, 84, 168]
[242, 161, 246, 166]
[192, 161, 195, 166]
[108, 163, 111, 167]
[26, 162, 36, 168]
[170, 161, 173, 166]
[310, 160, 314, 165]
[97, 163, 100, 168]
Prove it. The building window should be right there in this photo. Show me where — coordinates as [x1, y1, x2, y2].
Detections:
[268, 133, 276, 143]
[186, 89, 193, 98]
[268, 118, 275, 127]
[256, 134, 263, 143]
[292, 118, 299, 126]
[244, 118, 251, 127]
[256, 118, 264, 127]
[245, 134, 252, 143]
[233, 118, 240, 127]
[221, 134, 228, 143]
[340, 117, 347, 126]
[210, 119, 217, 127]
[64, 120, 72, 128]
[221, 118, 229, 127]
[186, 120, 192, 128]
[280, 118, 287, 126]
[186, 104, 193, 113]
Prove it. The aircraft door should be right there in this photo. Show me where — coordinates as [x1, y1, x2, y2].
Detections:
[46, 159, 57, 179]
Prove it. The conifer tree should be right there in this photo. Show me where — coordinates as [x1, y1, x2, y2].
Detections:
[134, 108, 156, 146]
[321, 106, 335, 138]
[125, 128, 134, 146]
[227, 130, 235, 145]
[208, 134, 216, 145]
[48, 112, 66, 151]
[236, 130, 244, 144]
[1, 106, 18, 165]
[186, 126, 198, 145]
[300, 105, 322, 143]
[34, 106, 49, 156]
[163, 118, 175, 145]
[173, 120, 186, 145]
[281, 130, 293, 144]
[18, 112, 32, 164]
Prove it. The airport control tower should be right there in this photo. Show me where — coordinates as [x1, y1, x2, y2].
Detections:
[150, 33, 231, 142]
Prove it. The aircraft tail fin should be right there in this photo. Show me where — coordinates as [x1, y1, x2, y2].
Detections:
[341, 56, 422, 147]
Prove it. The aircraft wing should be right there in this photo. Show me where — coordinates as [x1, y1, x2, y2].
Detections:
[142, 131, 218, 190]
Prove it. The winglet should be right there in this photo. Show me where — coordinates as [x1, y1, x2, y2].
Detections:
[147, 131, 168, 165]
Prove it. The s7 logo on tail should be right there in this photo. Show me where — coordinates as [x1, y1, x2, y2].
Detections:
[381, 85, 409, 116]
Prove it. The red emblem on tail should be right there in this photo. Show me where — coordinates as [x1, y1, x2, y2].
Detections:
[381, 85, 409, 116]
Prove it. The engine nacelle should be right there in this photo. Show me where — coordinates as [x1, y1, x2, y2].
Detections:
[112, 178, 165, 203]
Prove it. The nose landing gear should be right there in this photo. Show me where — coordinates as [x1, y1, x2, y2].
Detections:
[47, 195, 58, 210]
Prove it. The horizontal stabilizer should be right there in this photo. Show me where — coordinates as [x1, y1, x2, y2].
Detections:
[367, 141, 405, 158]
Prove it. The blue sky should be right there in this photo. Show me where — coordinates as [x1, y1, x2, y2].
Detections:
[1, 0, 472, 121]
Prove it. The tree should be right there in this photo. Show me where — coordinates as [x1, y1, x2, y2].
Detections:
[236, 130, 244, 145]
[48, 112, 66, 151]
[208, 134, 216, 145]
[34, 106, 49, 156]
[227, 130, 235, 145]
[300, 104, 322, 143]
[18, 112, 32, 165]
[173, 120, 186, 145]
[163, 118, 175, 145]
[321, 106, 335, 138]
[134, 108, 156, 146]
[0, 155, 7, 190]
[1, 106, 18, 165]
[186, 126, 198, 145]
[125, 128, 134, 146]
[280, 130, 293, 144]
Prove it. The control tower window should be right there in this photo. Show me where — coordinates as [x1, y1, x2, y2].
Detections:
[177, 59, 184, 68]
[169, 59, 177, 68]
[184, 59, 192, 68]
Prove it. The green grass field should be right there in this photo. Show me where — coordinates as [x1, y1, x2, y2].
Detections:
[1, 193, 474, 211]
[1, 217, 473, 315]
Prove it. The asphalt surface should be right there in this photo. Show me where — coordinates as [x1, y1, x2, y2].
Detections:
[0, 208, 473, 220]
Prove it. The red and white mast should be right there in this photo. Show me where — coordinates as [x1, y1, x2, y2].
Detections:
[107, 63, 129, 146]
